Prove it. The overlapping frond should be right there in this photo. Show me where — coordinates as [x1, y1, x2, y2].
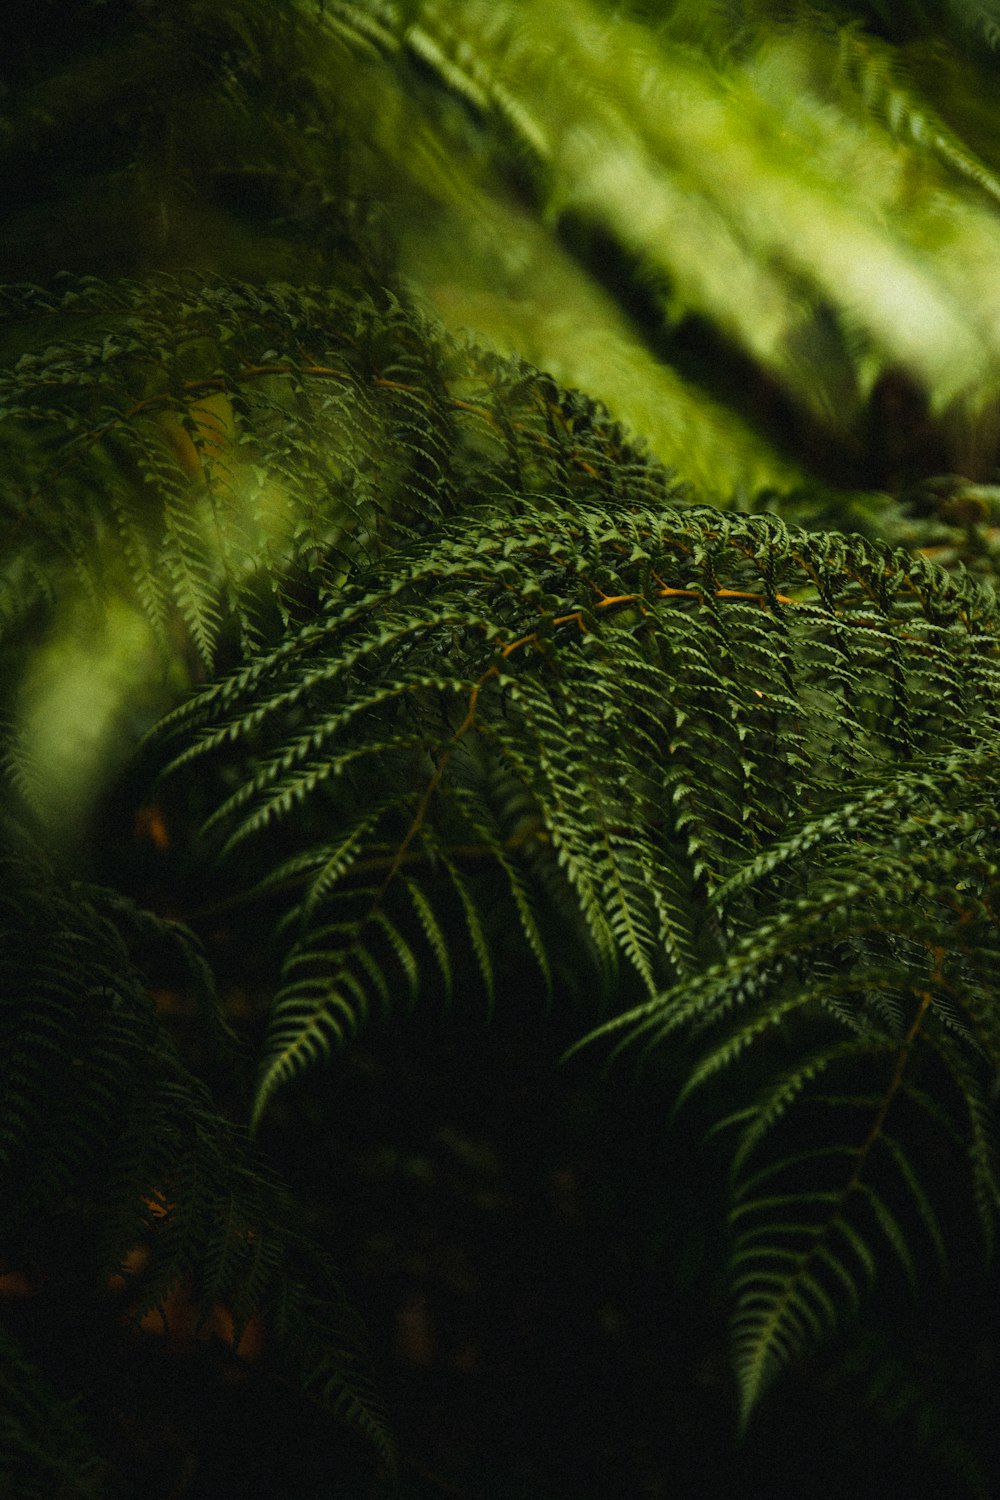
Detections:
[10, 0, 1000, 509]
[307, 0, 1000, 494]
[0, 273, 659, 835]
[4, 0, 1000, 1482]
[152, 501, 1000, 1183]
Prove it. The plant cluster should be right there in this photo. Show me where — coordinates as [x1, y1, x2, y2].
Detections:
[4, 2, 1000, 1495]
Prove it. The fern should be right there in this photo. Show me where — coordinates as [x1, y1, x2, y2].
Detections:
[5, 1, 1000, 1493]
[0, 273, 663, 837]
[147, 493, 1000, 1418]
[590, 749, 1000, 1421]
[0, 829, 395, 1486]
[0, 1319, 104, 1499]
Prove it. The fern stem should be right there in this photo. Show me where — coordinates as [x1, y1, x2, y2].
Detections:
[841, 971, 939, 1201]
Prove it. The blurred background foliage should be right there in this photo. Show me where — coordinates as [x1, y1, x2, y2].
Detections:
[5, 0, 1000, 510]
[4, 1, 1000, 1496]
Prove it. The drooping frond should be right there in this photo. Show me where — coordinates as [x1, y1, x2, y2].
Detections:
[591, 743, 1000, 1423]
[150, 498, 1000, 1150]
[0, 830, 394, 1481]
[5, 0, 1000, 1484]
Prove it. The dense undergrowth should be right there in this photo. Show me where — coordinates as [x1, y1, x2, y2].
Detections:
[4, 3, 1000, 1496]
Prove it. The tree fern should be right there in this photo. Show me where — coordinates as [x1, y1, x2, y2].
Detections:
[144, 490, 1000, 1424]
[5, 0, 1000, 1493]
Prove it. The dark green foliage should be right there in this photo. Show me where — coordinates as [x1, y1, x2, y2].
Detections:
[4, 1, 1000, 1495]
[0, 833, 394, 1492]
[0, 1318, 104, 1499]
[153, 490, 1000, 1424]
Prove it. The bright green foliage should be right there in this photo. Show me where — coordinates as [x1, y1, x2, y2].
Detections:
[7, 0, 1000, 500]
[0, 273, 661, 831]
[307, 0, 1000, 492]
[4, 0, 1000, 1493]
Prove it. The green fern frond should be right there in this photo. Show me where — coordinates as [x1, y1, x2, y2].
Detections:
[153, 498, 1000, 1151]
[0, 828, 394, 1470]
[598, 741, 1000, 1423]
[1, 273, 665, 838]
[828, 21, 1000, 206]
[7, 3, 1000, 1486]
[0, 1322, 103, 1498]
[348, 0, 1000, 474]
